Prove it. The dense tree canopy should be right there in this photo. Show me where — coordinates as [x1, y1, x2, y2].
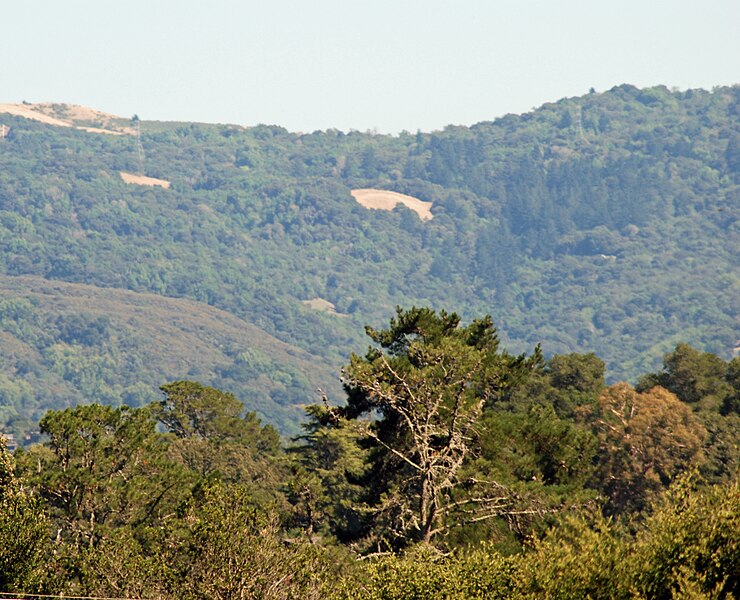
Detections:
[0, 439, 48, 592]
[1, 310, 738, 597]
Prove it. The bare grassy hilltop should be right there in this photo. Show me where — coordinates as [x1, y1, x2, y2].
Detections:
[0, 102, 136, 135]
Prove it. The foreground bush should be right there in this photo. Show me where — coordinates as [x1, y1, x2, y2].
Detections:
[629, 475, 739, 599]
[343, 476, 738, 600]
[339, 544, 518, 599]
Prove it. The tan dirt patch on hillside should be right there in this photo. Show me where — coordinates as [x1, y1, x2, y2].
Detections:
[77, 126, 126, 136]
[120, 172, 171, 189]
[301, 298, 346, 316]
[351, 189, 433, 221]
[0, 104, 73, 127]
[0, 103, 135, 135]
[46, 104, 120, 122]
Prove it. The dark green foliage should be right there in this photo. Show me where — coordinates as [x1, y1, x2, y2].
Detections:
[12, 384, 306, 597]
[638, 343, 732, 409]
[328, 307, 543, 549]
[723, 357, 740, 415]
[15, 404, 167, 549]
[55, 313, 111, 346]
[154, 381, 285, 502]
[477, 403, 597, 490]
[455, 352, 602, 548]
[288, 402, 370, 542]
[156, 380, 268, 442]
[548, 353, 604, 401]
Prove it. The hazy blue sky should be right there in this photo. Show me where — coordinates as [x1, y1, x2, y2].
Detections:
[3, 0, 738, 133]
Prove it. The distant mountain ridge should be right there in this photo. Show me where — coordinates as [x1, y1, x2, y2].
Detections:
[0, 84, 737, 435]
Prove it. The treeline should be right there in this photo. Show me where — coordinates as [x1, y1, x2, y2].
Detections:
[2, 308, 738, 598]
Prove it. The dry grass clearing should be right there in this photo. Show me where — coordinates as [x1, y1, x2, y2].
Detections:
[52, 104, 120, 122]
[351, 189, 433, 221]
[0, 104, 73, 127]
[301, 297, 346, 316]
[0, 103, 135, 135]
[120, 172, 171, 189]
[77, 125, 127, 136]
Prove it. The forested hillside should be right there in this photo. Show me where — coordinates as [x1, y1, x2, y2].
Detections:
[0, 84, 737, 435]
[0, 275, 336, 436]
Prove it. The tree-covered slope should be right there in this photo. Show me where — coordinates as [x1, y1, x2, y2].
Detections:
[0, 275, 339, 436]
[0, 84, 737, 433]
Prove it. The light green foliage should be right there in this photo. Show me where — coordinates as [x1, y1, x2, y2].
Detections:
[515, 475, 739, 599]
[629, 474, 739, 599]
[343, 544, 518, 600]
[0, 439, 49, 593]
[171, 480, 341, 600]
[71, 480, 345, 600]
[515, 513, 628, 600]
[0, 373, 35, 427]
[346, 477, 739, 599]
[73, 529, 172, 600]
